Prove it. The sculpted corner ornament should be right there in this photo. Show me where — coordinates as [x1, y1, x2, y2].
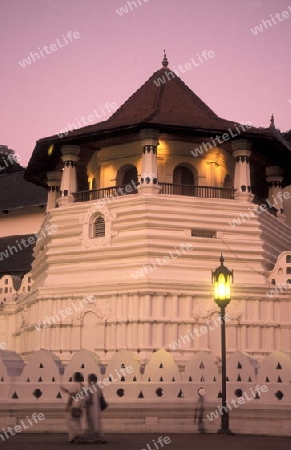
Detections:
[191, 307, 218, 321]
[74, 299, 110, 322]
[80, 204, 116, 249]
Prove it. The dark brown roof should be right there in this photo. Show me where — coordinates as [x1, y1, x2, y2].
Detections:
[0, 234, 36, 277]
[0, 171, 47, 211]
[36, 68, 239, 142]
[60, 68, 237, 133]
[25, 65, 291, 186]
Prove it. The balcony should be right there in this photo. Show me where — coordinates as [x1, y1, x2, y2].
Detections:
[72, 183, 235, 203]
[159, 183, 235, 199]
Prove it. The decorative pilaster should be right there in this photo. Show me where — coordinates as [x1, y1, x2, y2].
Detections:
[138, 128, 160, 194]
[57, 145, 80, 206]
[46, 171, 62, 211]
[232, 140, 253, 201]
[266, 166, 286, 222]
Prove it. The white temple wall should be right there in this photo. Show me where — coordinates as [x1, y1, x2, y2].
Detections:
[1, 192, 291, 361]
[2, 288, 291, 364]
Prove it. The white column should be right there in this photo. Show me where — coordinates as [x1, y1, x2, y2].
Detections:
[46, 171, 62, 211]
[232, 140, 253, 201]
[138, 128, 161, 194]
[57, 145, 80, 206]
[266, 166, 286, 222]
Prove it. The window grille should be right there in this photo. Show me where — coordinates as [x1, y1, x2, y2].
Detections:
[191, 230, 215, 238]
[93, 216, 105, 238]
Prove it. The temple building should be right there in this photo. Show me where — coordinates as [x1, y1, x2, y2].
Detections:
[1, 54, 291, 434]
[0, 55, 291, 435]
[1, 53, 291, 363]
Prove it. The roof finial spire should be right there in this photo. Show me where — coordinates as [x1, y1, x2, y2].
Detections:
[162, 49, 168, 68]
[269, 113, 275, 129]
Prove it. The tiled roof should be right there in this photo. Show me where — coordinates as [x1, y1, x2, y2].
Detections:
[38, 68, 238, 140]
[25, 64, 291, 185]
[62, 68, 237, 134]
[0, 171, 47, 211]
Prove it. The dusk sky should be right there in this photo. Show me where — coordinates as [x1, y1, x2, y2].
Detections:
[0, 0, 291, 166]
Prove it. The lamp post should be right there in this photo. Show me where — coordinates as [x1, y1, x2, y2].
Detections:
[212, 254, 233, 434]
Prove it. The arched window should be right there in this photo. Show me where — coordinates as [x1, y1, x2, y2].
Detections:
[116, 164, 138, 194]
[92, 215, 105, 238]
[173, 165, 196, 185]
[173, 164, 198, 195]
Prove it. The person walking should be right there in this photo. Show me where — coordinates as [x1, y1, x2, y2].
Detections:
[61, 371, 86, 444]
[84, 373, 106, 444]
[194, 387, 206, 434]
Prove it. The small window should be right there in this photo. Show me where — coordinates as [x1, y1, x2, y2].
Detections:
[286, 255, 291, 263]
[93, 216, 105, 238]
[4, 279, 8, 285]
[191, 230, 215, 238]
[28, 276, 31, 283]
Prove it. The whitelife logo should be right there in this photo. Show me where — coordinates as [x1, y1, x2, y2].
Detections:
[131, 243, 193, 280]
[34, 295, 96, 331]
[228, 190, 290, 228]
[191, 122, 252, 158]
[18, 31, 80, 68]
[0, 413, 45, 442]
[57, 102, 118, 138]
[168, 315, 230, 350]
[206, 385, 268, 422]
[116, 0, 149, 16]
[250, 6, 291, 35]
[0, 224, 58, 262]
[70, 365, 134, 402]
[153, 51, 215, 87]
[0, 152, 21, 171]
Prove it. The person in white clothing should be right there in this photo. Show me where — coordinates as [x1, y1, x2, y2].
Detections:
[84, 373, 106, 444]
[61, 371, 86, 444]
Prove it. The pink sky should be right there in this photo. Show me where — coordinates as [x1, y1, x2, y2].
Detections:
[0, 0, 291, 166]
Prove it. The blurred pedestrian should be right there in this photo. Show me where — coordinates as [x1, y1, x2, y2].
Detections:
[84, 373, 106, 444]
[61, 371, 86, 444]
[194, 387, 206, 433]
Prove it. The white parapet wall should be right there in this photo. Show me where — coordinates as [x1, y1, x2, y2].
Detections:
[0, 348, 291, 436]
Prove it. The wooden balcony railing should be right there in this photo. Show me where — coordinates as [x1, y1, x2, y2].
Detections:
[72, 185, 135, 203]
[159, 183, 235, 199]
[72, 183, 235, 202]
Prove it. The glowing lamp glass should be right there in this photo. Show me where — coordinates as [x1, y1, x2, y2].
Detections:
[214, 274, 231, 301]
[212, 255, 233, 306]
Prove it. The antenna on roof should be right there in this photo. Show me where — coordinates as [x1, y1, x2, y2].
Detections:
[162, 49, 169, 68]
[269, 113, 275, 129]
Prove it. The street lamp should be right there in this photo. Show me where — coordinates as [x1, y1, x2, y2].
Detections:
[212, 254, 233, 434]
